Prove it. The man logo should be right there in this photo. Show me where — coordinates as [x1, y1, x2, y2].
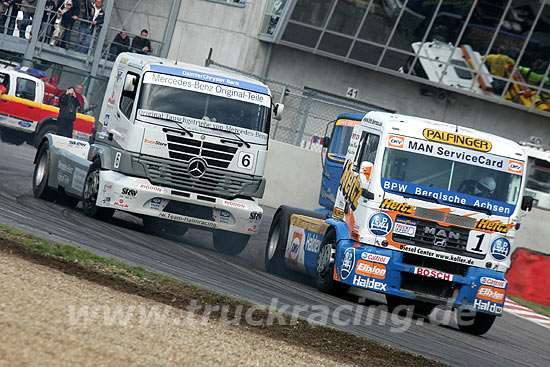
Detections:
[508, 160, 523, 174]
[388, 135, 404, 148]
[188, 158, 207, 178]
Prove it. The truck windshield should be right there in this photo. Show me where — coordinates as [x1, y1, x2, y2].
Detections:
[137, 73, 271, 134]
[526, 157, 550, 194]
[329, 125, 354, 159]
[381, 147, 522, 213]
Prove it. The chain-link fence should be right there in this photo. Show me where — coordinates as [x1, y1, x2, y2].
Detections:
[205, 58, 391, 150]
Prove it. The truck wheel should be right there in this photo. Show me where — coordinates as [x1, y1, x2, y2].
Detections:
[315, 230, 350, 296]
[457, 310, 496, 336]
[32, 143, 56, 201]
[143, 216, 188, 237]
[82, 158, 114, 220]
[212, 230, 250, 256]
[265, 210, 287, 274]
[33, 125, 57, 148]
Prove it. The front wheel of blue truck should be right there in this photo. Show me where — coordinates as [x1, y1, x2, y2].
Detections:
[315, 230, 350, 296]
[457, 309, 496, 336]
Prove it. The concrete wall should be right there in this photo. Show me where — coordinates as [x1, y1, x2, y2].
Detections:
[168, 0, 270, 74]
[514, 208, 550, 254]
[260, 140, 322, 210]
[265, 46, 550, 144]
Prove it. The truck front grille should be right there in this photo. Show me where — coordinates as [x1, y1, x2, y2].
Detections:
[393, 215, 482, 259]
[136, 155, 260, 199]
[166, 134, 237, 168]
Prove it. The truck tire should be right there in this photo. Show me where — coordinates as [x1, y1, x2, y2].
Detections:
[33, 124, 57, 148]
[264, 210, 287, 274]
[315, 230, 350, 296]
[142, 216, 188, 237]
[212, 230, 250, 256]
[32, 143, 57, 201]
[457, 310, 496, 336]
[82, 158, 115, 220]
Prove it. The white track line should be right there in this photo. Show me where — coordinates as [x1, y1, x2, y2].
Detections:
[504, 298, 550, 329]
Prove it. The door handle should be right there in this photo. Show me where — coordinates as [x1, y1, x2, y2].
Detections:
[28, 106, 34, 109]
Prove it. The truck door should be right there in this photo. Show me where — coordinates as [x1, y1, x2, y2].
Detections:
[10, 77, 41, 131]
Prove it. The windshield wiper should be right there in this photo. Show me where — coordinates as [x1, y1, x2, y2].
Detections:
[440, 200, 492, 215]
[386, 189, 439, 204]
[143, 113, 194, 137]
[209, 126, 251, 148]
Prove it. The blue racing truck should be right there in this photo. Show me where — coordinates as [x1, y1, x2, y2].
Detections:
[265, 111, 533, 335]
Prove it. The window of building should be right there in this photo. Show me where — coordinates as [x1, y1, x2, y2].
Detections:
[206, 0, 246, 7]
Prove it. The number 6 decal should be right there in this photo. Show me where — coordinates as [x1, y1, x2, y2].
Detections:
[238, 152, 254, 169]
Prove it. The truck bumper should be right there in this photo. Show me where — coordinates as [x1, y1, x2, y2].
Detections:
[96, 170, 262, 235]
[335, 241, 507, 315]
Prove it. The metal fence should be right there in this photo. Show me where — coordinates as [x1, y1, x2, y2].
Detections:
[205, 58, 390, 150]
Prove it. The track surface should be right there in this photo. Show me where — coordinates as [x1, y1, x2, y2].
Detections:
[1, 142, 549, 367]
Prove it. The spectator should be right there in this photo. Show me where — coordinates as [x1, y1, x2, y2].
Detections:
[57, 87, 81, 138]
[131, 29, 152, 55]
[0, 0, 20, 36]
[74, 0, 104, 54]
[38, 0, 57, 43]
[55, 0, 79, 49]
[484, 50, 515, 95]
[50, 0, 76, 47]
[108, 31, 130, 61]
[74, 84, 89, 112]
[17, 0, 36, 39]
[0, 74, 9, 95]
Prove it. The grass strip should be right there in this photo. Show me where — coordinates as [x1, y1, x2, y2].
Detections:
[509, 296, 550, 318]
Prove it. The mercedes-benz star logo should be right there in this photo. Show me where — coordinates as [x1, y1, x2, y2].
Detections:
[188, 158, 207, 178]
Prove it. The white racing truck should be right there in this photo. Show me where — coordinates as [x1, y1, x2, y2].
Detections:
[32, 53, 283, 255]
[265, 111, 533, 335]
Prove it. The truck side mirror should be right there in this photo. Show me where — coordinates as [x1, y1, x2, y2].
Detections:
[358, 161, 374, 189]
[272, 103, 284, 120]
[322, 136, 331, 148]
[521, 195, 533, 211]
[123, 74, 137, 92]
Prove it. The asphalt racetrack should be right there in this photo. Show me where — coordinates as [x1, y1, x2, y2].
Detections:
[1, 142, 549, 367]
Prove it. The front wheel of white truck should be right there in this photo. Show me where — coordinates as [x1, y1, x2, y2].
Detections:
[212, 230, 250, 256]
[82, 158, 115, 220]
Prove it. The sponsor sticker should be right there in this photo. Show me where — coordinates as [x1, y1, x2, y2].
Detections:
[388, 135, 404, 148]
[150, 198, 162, 210]
[219, 210, 231, 224]
[249, 212, 262, 221]
[474, 299, 503, 314]
[393, 218, 417, 237]
[355, 260, 387, 279]
[352, 275, 387, 291]
[336, 118, 361, 127]
[480, 277, 506, 289]
[339, 160, 362, 211]
[477, 286, 505, 303]
[139, 183, 164, 194]
[288, 231, 302, 263]
[423, 128, 492, 152]
[340, 248, 355, 280]
[143, 138, 167, 148]
[368, 212, 393, 236]
[414, 267, 453, 281]
[490, 238, 511, 261]
[104, 113, 110, 127]
[360, 253, 390, 264]
[380, 198, 414, 214]
[114, 199, 129, 208]
[223, 200, 247, 209]
[507, 159, 523, 174]
[158, 212, 217, 228]
[121, 187, 137, 197]
[304, 233, 322, 253]
[475, 219, 508, 233]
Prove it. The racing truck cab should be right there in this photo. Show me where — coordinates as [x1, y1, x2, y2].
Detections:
[33, 53, 283, 256]
[265, 111, 532, 335]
